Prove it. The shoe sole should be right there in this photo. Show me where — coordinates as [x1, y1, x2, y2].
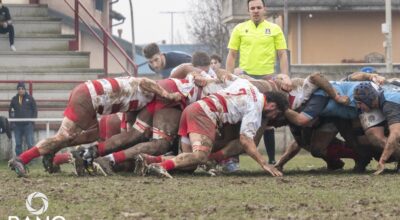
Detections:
[133, 155, 147, 176]
[71, 151, 86, 176]
[42, 154, 55, 173]
[8, 160, 28, 178]
[148, 165, 173, 179]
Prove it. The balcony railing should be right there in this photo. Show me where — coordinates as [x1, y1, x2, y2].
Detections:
[64, 0, 138, 77]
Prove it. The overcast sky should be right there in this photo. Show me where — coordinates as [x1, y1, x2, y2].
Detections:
[111, 0, 193, 45]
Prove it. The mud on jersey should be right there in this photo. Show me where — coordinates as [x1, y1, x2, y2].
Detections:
[170, 74, 229, 106]
[85, 77, 154, 115]
[197, 78, 264, 139]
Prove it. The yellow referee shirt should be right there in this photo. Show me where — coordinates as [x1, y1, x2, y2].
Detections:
[227, 20, 287, 76]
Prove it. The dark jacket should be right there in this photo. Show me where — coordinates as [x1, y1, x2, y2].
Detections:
[148, 51, 192, 79]
[0, 6, 11, 23]
[9, 92, 37, 125]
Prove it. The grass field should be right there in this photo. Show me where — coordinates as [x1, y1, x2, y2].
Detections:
[1, 154, 400, 220]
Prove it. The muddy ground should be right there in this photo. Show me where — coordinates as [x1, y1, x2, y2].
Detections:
[1, 154, 400, 220]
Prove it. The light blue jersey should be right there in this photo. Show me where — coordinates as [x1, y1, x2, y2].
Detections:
[313, 81, 362, 119]
[383, 90, 400, 105]
[320, 99, 359, 119]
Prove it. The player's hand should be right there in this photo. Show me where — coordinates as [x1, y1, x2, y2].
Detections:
[371, 74, 385, 85]
[165, 92, 182, 102]
[280, 76, 293, 92]
[262, 164, 283, 177]
[233, 68, 243, 76]
[334, 95, 350, 105]
[2, 22, 7, 28]
[194, 75, 208, 87]
[274, 163, 283, 172]
[373, 161, 385, 175]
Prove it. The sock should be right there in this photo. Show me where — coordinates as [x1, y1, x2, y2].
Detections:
[97, 142, 106, 156]
[208, 150, 225, 162]
[159, 160, 176, 171]
[104, 154, 115, 163]
[19, 146, 40, 165]
[144, 155, 163, 164]
[53, 152, 72, 165]
[336, 145, 358, 159]
[326, 145, 339, 160]
[327, 144, 357, 160]
[112, 151, 126, 164]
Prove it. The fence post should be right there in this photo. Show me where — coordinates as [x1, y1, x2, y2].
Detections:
[46, 122, 50, 138]
[28, 81, 33, 96]
[69, 0, 80, 51]
[103, 31, 108, 77]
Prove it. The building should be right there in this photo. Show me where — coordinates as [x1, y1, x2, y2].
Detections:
[222, 0, 400, 75]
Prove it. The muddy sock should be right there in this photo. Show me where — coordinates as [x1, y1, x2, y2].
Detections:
[336, 145, 358, 159]
[326, 145, 339, 161]
[97, 142, 106, 156]
[53, 152, 71, 165]
[208, 150, 225, 162]
[112, 151, 126, 164]
[159, 160, 175, 171]
[327, 144, 357, 160]
[19, 146, 40, 165]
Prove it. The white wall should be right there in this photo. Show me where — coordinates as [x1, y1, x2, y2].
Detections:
[2, 0, 29, 4]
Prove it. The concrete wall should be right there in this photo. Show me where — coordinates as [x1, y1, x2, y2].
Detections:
[58, 2, 131, 75]
[289, 11, 400, 64]
[81, 32, 130, 74]
[2, 0, 29, 4]
[41, 0, 110, 31]
[222, 0, 400, 66]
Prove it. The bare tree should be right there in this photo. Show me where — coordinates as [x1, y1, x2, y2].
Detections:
[187, 0, 231, 62]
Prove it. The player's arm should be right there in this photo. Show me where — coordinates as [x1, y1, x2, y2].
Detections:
[277, 49, 292, 91]
[239, 134, 282, 177]
[277, 49, 289, 75]
[170, 64, 206, 79]
[215, 69, 236, 83]
[284, 109, 312, 126]
[226, 49, 238, 74]
[347, 72, 385, 85]
[139, 78, 180, 101]
[309, 72, 349, 105]
[375, 124, 400, 175]
[274, 140, 301, 171]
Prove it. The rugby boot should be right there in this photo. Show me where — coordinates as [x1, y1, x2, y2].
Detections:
[147, 164, 173, 179]
[92, 157, 114, 176]
[133, 154, 147, 176]
[8, 158, 28, 178]
[327, 159, 345, 171]
[71, 150, 86, 176]
[42, 153, 59, 173]
[199, 159, 219, 176]
[81, 144, 99, 163]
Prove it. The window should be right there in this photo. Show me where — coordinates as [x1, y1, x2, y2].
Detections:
[95, 0, 104, 11]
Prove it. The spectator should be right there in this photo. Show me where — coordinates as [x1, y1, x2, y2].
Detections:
[0, 0, 16, 51]
[0, 116, 11, 139]
[143, 42, 191, 79]
[9, 82, 37, 156]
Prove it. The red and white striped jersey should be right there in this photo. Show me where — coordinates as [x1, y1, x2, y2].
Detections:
[197, 78, 264, 139]
[170, 74, 228, 105]
[85, 77, 154, 115]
